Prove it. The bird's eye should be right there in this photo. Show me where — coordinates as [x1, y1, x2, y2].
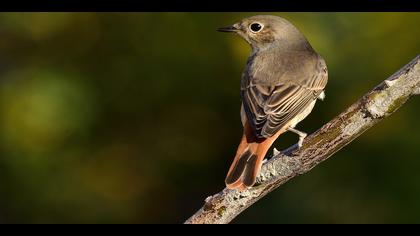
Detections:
[249, 23, 263, 33]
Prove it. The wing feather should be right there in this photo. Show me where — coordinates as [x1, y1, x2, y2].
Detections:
[241, 54, 328, 138]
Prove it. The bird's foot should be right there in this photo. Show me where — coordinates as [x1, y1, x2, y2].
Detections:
[297, 135, 306, 148]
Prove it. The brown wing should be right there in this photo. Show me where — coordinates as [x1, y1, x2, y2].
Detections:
[241, 55, 328, 138]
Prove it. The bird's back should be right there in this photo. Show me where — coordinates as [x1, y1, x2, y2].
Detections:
[241, 47, 328, 138]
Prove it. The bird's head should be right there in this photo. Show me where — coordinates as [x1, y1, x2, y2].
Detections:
[218, 15, 308, 51]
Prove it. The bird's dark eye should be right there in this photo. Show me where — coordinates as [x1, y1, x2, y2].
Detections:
[249, 23, 263, 32]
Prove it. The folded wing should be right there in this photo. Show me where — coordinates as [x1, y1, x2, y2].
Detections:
[241, 54, 328, 138]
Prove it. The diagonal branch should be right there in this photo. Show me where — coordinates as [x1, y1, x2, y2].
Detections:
[185, 55, 420, 224]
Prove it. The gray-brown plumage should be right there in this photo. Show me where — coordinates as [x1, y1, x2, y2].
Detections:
[218, 15, 328, 190]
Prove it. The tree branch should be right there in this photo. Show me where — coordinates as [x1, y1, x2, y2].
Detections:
[185, 55, 420, 224]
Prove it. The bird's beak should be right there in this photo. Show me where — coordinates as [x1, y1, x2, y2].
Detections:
[217, 24, 239, 33]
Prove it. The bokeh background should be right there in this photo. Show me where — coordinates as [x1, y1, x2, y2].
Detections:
[0, 12, 419, 224]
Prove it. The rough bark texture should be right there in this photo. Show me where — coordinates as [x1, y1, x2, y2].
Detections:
[185, 55, 420, 224]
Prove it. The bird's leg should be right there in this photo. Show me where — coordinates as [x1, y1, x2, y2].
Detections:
[272, 147, 280, 156]
[287, 127, 307, 148]
[270, 147, 281, 159]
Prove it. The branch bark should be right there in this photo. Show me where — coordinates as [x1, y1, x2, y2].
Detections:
[185, 55, 420, 224]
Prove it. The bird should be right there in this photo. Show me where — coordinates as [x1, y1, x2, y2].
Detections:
[218, 15, 328, 191]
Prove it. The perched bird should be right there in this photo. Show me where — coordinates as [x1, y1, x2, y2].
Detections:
[218, 15, 328, 191]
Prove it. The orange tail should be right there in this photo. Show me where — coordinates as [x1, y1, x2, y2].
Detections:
[225, 122, 283, 191]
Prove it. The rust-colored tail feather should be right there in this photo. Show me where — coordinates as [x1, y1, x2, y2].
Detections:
[225, 143, 266, 190]
[225, 121, 284, 191]
[225, 148, 253, 186]
[241, 153, 260, 187]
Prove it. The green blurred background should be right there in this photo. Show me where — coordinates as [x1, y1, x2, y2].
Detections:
[0, 12, 419, 224]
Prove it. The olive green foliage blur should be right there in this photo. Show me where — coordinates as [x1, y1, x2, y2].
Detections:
[0, 13, 419, 223]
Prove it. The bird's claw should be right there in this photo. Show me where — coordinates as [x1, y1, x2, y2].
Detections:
[297, 136, 306, 148]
